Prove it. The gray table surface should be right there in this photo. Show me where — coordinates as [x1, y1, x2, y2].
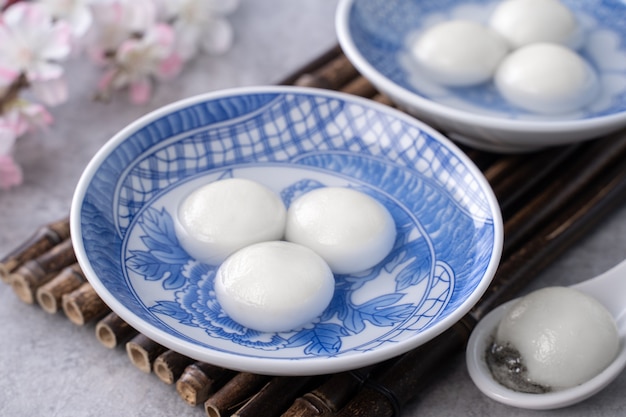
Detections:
[1, 1, 625, 416]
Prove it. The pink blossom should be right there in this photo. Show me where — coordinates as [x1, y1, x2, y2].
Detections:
[37, 0, 94, 38]
[14, 103, 54, 131]
[0, 2, 72, 82]
[155, 0, 239, 20]
[0, 116, 23, 190]
[84, 0, 157, 64]
[0, 125, 17, 156]
[0, 65, 17, 88]
[199, 17, 234, 56]
[155, 0, 238, 61]
[0, 105, 53, 190]
[0, 154, 23, 189]
[1, 103, 53, 140]
[97, 23, 182, 104]
[129, 77, 150, 104]
[0, 0, 11, 12]
[30, 77, 69, 107]
[2, 0, 23, 11]
[0, 111, 28, 143]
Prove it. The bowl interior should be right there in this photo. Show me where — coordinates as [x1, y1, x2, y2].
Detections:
[71, 86, 502, 375]
[338, 0, 626, 129]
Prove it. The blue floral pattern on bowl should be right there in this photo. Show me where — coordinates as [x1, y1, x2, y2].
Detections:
[72, 87, 502, 375]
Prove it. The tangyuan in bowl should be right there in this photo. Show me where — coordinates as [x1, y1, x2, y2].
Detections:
[336, 0, 626, 153]
[71, 86, 503, 376]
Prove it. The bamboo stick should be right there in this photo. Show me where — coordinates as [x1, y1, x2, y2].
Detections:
[501, 137, 626, 258]
[334, 320, 472, 417]
[281, 365, 380, 417]
[0, 216, 70, 282]
[153, 350, 194, 385]
[341, 76, 377, 98]
[488, 144, 581, 217]
[204, 373, 271, 417]
[473, 149, 626, 318]
[176, 362, 237, 406]
[10, 238, 76, 304]
[126, 333, 167, 373]
[292, 54, 360, 90]
[279, 45, 343, 86]
[462, 147, 501, 173]
[371, 93, 394, 107]
[36, 263, 85, 314]
[62, 282, 110, 325]
[233, 376, 326, 417]
[95, 312, 138, 349]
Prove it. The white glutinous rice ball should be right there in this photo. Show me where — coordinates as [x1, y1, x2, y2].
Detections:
[175, 178, 286, 265]
[410, 19, 508, 87]
[214, 241, 335, 333]
[489, 0, 580, 49]
[285, 187, 396, 275]
[495, 43, 598, 114]
[494, 286, 619, 390]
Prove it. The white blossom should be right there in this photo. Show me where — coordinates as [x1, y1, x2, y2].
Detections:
[85, 0, 157, 63]
[36, 0, 94, 38]
[156, 0, 239, 61]
[0, 3, 72, 82]
[97, 22, 181, 103]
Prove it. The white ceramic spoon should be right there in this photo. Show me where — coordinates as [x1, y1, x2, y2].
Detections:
[466, 259, 626, 410]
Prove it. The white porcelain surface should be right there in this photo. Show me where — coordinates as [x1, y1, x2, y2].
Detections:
[466, 260, 626, 410]
[336, 0, 626, 153]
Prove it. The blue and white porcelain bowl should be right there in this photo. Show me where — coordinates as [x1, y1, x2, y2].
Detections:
[336, 0, 626, 153]
[71, 86, 503, 376]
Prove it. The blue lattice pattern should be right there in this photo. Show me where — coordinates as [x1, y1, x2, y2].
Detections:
[115, 92, 490, 235]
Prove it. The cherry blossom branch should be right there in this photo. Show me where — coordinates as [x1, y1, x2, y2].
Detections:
[0, 0, 239, 190]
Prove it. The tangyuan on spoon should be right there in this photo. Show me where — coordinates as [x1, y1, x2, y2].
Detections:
[466, 259, 626, 410]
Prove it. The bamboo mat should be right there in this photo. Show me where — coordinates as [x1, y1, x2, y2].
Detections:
[3, 45, 626, 417]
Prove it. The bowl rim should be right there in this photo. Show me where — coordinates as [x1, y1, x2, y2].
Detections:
[335, 0, 626, 135]
[70, 85, 504, 375]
